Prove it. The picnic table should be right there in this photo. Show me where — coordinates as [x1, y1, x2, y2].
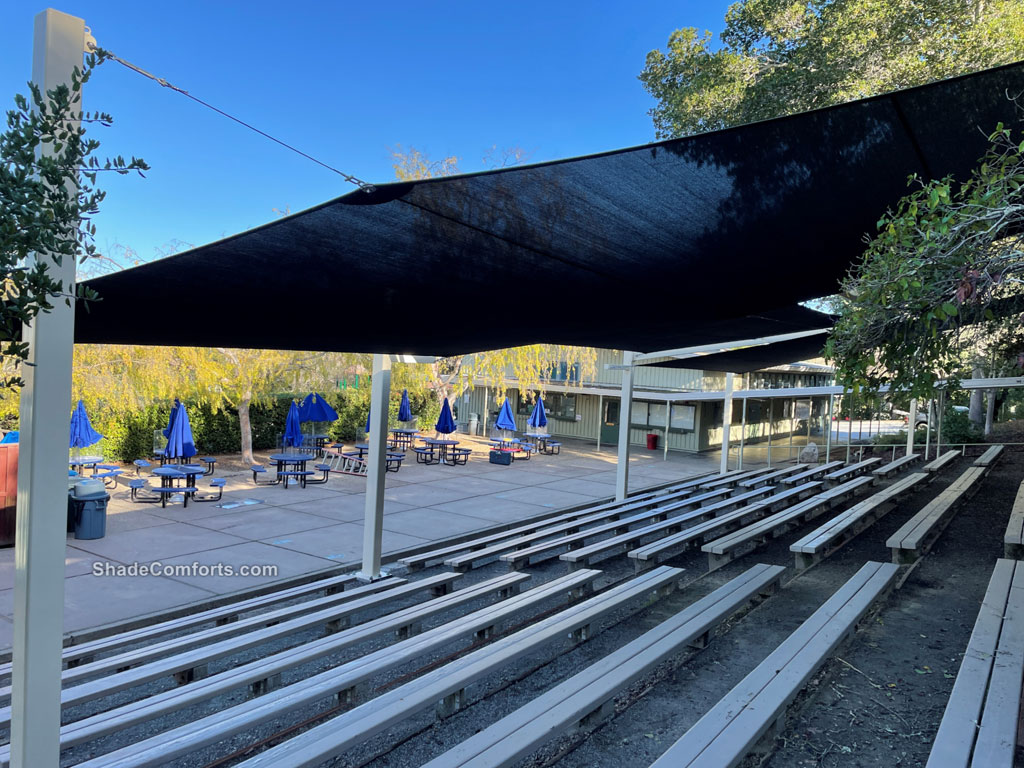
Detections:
[69, 455, 104, 475]
[389, 428, 420, 451]
[268, 452, 316, 486]
[422, 438, 460, 464]
[524, 433, 559, 454]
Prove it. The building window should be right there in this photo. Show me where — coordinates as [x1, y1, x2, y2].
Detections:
[632, 402, 695, 432]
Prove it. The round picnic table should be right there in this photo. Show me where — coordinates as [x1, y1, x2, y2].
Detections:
[422, 438, 459, 464]
[69, 456, 104, 475]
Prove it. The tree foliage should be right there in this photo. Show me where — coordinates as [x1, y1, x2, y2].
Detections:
[826, 123, 1024, 399]
[1, 53, 147, 387]
[640, 0, 1024, 139]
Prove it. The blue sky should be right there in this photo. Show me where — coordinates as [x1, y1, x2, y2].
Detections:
[2, 1, 733, 265]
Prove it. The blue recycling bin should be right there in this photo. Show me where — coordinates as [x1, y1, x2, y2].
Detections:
[68, 490, 109, 540]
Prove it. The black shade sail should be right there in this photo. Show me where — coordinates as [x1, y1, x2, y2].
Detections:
[75, 61, 1024, 356]
[646, 331, 830, 374]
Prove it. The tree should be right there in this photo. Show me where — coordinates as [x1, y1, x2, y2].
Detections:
[640, 0, 1024, 139]
[1, 52, 147, 387]
[825, 122, 1024, 400]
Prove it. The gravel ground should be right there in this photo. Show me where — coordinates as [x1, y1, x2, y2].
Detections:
[28, 446, 1024, 768]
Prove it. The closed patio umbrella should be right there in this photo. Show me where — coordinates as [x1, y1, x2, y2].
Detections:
[69, 400, 103, 454]
[298, 392, 338, 423]
[527, 397, 548, 430]
[435, 398, 457, 435]
[495, 398, 517, 437]
[283, 401, 304, 448]
[398, 389, 412, 422]
[163, 400, 196, 461]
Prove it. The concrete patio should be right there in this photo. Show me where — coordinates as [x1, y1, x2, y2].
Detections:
[0, 436, 726, 651]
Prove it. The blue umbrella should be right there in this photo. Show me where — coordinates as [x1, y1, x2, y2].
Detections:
[495, 398, 517, 432]
[365, 408, 372, 434]
[298, 392, 338, 423]
[527, 397, 548, 429]
[435, 398, 457, 435]
[69, 399, 103, 449]
[398, 389, 412, 422]
[162, 399, 180, 439]
[163, 400, 197, 460]
[283, 401, 304, 447]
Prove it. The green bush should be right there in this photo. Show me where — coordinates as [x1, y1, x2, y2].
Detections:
[939, 408, 982, 446]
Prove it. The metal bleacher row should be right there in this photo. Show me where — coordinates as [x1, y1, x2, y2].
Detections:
[12, 446, 1005, 768]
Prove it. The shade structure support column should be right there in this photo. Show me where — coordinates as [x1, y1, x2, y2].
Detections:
[596, 394, 603, 451]
[614, 352, 635, 501]
[936, 390, 945, 453]
[11, 11, 88, 768]
[738, 397, 747, 469]
[720, 372, 734, 474]
[788, 397, 795, 460]
[906, 398, 918, 456]
[924, 399, 933, 460]
[663, 399, 670, 461]
[358, 353, 392, 581]
[825, 394, 834, 462]
[766, 399, 773, 468]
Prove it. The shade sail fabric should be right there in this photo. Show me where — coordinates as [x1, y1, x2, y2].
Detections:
[434, 398, 457, 435]
[163, 401, 196, 459]
[74, 62, 1024, 357]
[283, 402, 304, 447]
[298, 392, 338, 423]
[527, 397, 548, 429]
[398, 389, 412, 422]
[495, 399, 517, 432]
[647, 332, 830, 374]
[69, 400, 103, 449]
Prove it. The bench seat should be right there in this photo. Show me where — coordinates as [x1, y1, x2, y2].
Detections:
[887, 460, 999, 564]
[822, 457, 882, 487]
[923, 449, 960, 474]
[487, 487, 741, 572]
[702, 476, 873, 571]
[698, 467, 777, 492]
[649, 561, 899, 768]
[556, 486, 780, 571]
[974, 444, 1005, 467]
[737, 464, 801, 489]
[20, 570, 560, 767]
[191, 567, 686, 768]
[790, 470, 930, 569]
[629, 482, 823, 572]
[1003, 481, 1024, 560]
[780, 461, 846, 487]
[421, 564, 786, 768]
[872, 452, 921, 479]
[925, 558, 1024, 768]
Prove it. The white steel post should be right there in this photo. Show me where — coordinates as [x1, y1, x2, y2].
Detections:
[825, 394, 834, 461]
[924, 399, 932, 460]
[720, 372, 734, 474]
[936, 390, 945, 453]
[788, 397, 795, 460]
[596, 394, 603, 451]
[11, 11, 87, 768]
[907, 398, 918, 456]
[738, 397, 747, 469]
[359, 353, 391, 581]
[663, 399, 670, 461]
[614, 352, 635, 501]
[766, 399, 773, 468]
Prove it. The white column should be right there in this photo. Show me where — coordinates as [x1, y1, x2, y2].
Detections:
[738, 397, 747, 469]
[663, 399, 670, 461]
[596, 394, 603, 451]
[766, 399, 773, 468]
[825, 394, 834, 462]
[358, 353, 391, 581]
[906, 398, 918, 456]
[11, 11, 87, 768]
[720, 372, 734, 474]
[614, 352, 635, 501]
[924, 399, 932, 460]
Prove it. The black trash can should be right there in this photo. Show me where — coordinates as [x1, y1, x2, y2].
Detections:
[68, 490, 109, 540]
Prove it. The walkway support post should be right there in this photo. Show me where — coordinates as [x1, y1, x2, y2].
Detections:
[738, 397, 747, 469]
[614, 352, 635, 500]
[907, 398, 918, 456]
[359, 353, 391, 581]
[596, 394, 603, 451]
[825, 394, 834, 461]
[11, 11, 88, 768]
[936, 390, 945, 453]
[766, 399, 773, 468]
[720, 372, 734, 474]
[664, 399, 670, 461]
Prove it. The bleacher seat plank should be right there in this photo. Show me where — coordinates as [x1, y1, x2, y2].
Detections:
[780, 461, 845, 487]
[974, 445, 1005, 468]
[629, 483, 823, 572]
[872, 453, 922, 479]
[923, 449, 960, 474]
[822, 457, 881, 487]
[1003, 481, 1024, 560]
[504, 487, 774, 571]
[926, 558, 1024, 768]
[649, 561, 899, 768]
[7, 570, 596, 766]
[219, 567, 687, 768]
[737, 464, 801, 489]
[790, 471, 930, 569]
[420, 564, 786, 768]
[887, 457, 1000, 564]
[697, 467, 777, 492]
[702, 476, 873, 571]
